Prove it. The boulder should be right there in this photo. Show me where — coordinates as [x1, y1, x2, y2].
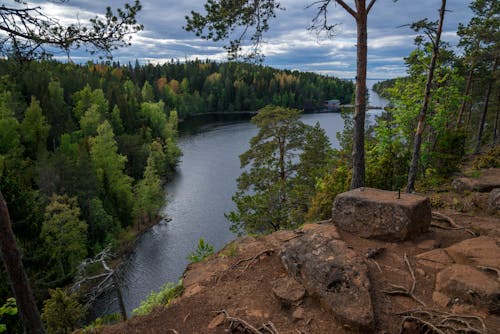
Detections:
[434, 264, 500, 312]
[452, 168, 500, 193]
[488, 188, 500, 213]
[280, 224, 374, 331]
[332, 187, 431, 241]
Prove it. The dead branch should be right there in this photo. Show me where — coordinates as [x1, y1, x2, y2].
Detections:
[384, 253, 426, 307]
[216, 310, 276, 334]
[396, 309, 486, 334]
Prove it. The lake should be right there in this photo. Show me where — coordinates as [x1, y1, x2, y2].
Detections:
[92, 80, 388, 317]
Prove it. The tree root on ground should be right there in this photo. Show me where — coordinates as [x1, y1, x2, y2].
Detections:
[384, 253, 426, 307]
[215, 310, 279, 334]
[230, 249, 275, 271]
[396, 309, 486, 334]
[431, 212, 476, 236]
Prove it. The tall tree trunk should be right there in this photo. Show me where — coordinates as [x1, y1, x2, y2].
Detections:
[0, 191, 45, 334]
[474, 56, 497, 153]
[494, 93, 499, 144]
[351, 1, 368, 189]
[406, 0, 447, 193]
[112, 273, 127, 321]
[456, 67, 474, 129]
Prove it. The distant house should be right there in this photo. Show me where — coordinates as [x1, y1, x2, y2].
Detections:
[323, 99, 341, 112]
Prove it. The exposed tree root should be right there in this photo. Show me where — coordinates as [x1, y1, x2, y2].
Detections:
[166, 330, 180, 334]
[216, 310, 279, 334]
[384, 253, 426, 307]
[431, 211, 476, 236]
[478, 265, 500, 282]
[230, 249, 275, 271]
[397, 309, 486, 334]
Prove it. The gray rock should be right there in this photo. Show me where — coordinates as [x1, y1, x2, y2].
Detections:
[332, 187, 431, 241]
[281, 224, 374, 331]
[488, 188, 500, 213]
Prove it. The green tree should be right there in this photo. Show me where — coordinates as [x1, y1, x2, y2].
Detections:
[79, 104, 104, 137]
[227, 105, 331, 235]
[90, 121, 133, 226]
[41, 289, 86, 334]
[141, 81, 155, 102]
[20, 97, 50, 159]
[141, 101, 167, 139]
[41, 195, 88, 278]
[133, 155, 164, 228]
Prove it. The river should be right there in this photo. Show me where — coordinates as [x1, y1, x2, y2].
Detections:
[92, 80, 389, 317]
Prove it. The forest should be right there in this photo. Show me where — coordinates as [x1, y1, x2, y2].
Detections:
[0, 58, 353, 332]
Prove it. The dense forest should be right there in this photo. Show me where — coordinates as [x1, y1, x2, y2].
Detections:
[0, 58, 353, 331]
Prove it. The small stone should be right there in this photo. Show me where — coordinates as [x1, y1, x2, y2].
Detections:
[208, 313, 225, 329]
[272, 276, 306, 307]
[432, 291, 450, 307]
[292, 307, 305, 321]
[415, 268, 426, 276]
[417, 239, 438, 250]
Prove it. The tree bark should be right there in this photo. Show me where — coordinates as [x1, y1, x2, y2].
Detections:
[350, 1, 367, 189]
[474, 56, 497, 153]
[0, 191, 45, 334]
[456, 67, 474, 129]
[112, 273, 127, 321]
[406, 0, 446, 193]
[493, 93, 499, 144]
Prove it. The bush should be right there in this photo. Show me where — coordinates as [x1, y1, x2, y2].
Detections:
[187, 238, 214, 263]
[41, 288, 86, 334]
[132, 281, 183, 316]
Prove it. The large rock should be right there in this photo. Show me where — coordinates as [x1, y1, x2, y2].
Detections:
[332, 187, 431, 241]
[280, 224, 374, 331]
[488, 188, 500, 213]
[434, 264, 500, 313]
[452, 168, 500, 193]
[417, 236, 500, 270]
[445, 236, 500, 269]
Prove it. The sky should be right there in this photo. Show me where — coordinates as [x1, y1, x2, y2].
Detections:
[31, 0, 474, 79]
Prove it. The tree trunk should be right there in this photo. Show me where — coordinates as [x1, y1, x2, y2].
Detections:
[0, 191, 45, 334]
[350, 1, 367, 189]
[475, 56, 497, 154]
[493, 93, 499, 144]
[406, 0, 447, 193]
[456, 67, 474, 129]
[112, 273, 127, 321]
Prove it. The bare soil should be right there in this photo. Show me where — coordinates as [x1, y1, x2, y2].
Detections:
[97, 189, 499, 334]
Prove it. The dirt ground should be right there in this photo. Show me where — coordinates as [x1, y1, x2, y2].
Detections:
[96, 194, 499, 334]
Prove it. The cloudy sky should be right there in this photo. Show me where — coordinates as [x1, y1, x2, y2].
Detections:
[34, 0, 473, 79]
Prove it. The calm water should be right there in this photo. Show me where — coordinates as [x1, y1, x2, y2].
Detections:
[93, 80, 388, 317]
